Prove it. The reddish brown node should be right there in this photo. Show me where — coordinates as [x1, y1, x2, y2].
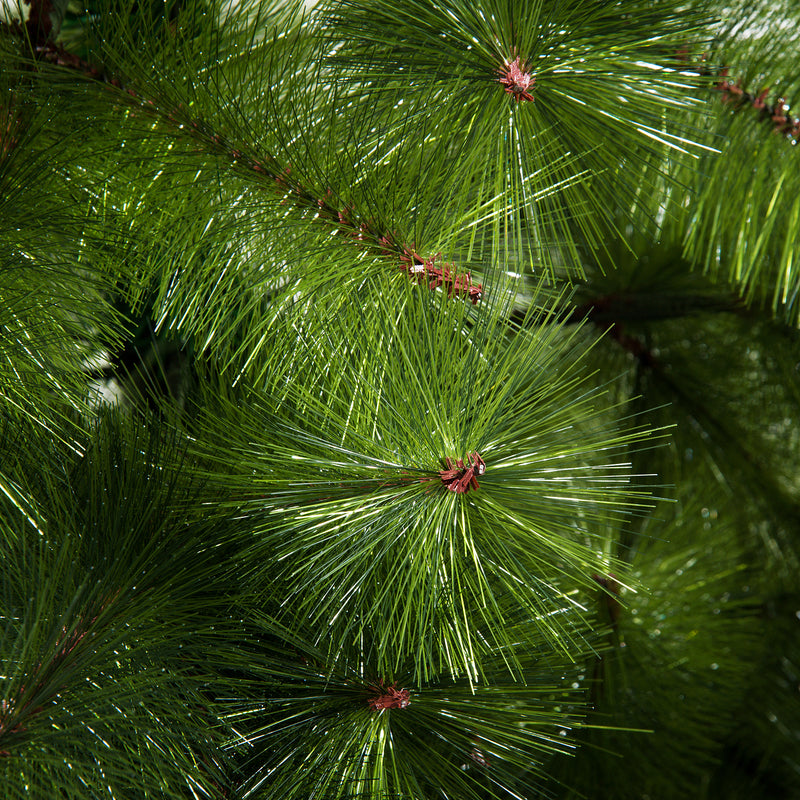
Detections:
[498, 57, 536, 102]
[377, 232, 399, 256]
[438, 451, 486, 493]
[753, 88, 770, 110]
[715, 69, 800, 139]
[399, 247, 483, 304]
[274, 165, 292, 189]
[336, 205, 353, 226]
[367, 681, 410, 711]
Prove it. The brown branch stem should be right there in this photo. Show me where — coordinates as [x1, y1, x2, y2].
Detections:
[1, 15, 483, 303]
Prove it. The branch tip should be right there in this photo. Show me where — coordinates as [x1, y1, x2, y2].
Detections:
[438, 451, 485, 493]
[498, 57, 535, 102]
[367, 681, 410, 711]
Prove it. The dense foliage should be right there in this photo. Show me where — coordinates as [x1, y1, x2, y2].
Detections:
[1, 0, 799, 797]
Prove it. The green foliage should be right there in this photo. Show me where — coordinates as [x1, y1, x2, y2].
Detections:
[548, 491, 763, 799]
[189, 286, 655, 682]
[0, 416, 233, 798]
[220, 614, 588, 800]
[1, 0, 800, 798]
[684, 0, 800, 324]
[325, 0, 713, 275]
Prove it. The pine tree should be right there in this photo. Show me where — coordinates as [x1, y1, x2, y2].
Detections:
[2, 0, 799, 797]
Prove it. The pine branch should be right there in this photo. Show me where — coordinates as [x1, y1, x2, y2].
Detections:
[323, 0, 714, 275]
[0, 414, 238, 797]
[547, 493, 764, 800]
[220, 613, 590, 800]
[675, 4, 800, 324]
[715, 68, 800, 140]
[3, 6, 484, 308]
[3, 1, 800, 796]
[187, 285, 659, 682]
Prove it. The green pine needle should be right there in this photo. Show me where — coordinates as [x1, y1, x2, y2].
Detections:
[190, 283, 661, 681]
[220, 613, 589, 800]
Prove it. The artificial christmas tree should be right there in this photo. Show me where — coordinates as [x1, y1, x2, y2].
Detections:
[1, 0, 799, 797]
